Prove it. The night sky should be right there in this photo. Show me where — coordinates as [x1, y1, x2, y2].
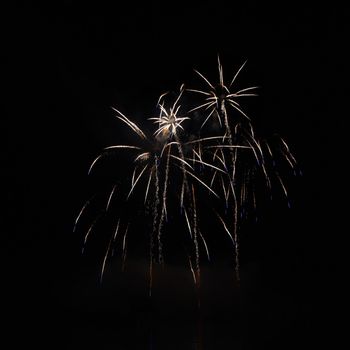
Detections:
[3, 2, 342, 349]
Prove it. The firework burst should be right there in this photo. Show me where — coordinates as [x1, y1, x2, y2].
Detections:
[186, 56, 298, 282]
[74, 57, 298, 295]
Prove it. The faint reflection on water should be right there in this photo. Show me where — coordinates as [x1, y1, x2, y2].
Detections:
[148, 316, 202, 350]
[145, 315, 242, 350]
[148, 322, 202, 350]
[54, 261, 306, 349]
[53, 298, 304, 350]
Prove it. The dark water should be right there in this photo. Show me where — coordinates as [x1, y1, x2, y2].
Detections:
[39, 293, 318, 350]
[6, 260, 330, 350]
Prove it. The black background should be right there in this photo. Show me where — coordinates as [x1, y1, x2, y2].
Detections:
[3, 1, 343, 349]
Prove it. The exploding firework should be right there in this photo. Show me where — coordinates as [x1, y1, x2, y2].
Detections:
[74, 57, 298, 295]
[186, 56, 298, 281]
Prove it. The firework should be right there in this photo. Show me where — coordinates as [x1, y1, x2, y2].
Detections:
[74, 57, 297, 295]
[187, 56, 298, 282]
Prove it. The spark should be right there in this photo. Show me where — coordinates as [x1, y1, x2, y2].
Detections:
[106, 185, 117, 211]
[199, 230, 210, 261]
[81, 214, 103, 254]
[111, 107, 147, 139]
[121, 223, 129, 272]
[127, 164, 149, 200]
[100, 234, 114, 284]
[184, 208, 192, 239]
[73, 195, 95, 233]
[111, 219, 120, 257]
[188, 255, 197, 285]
